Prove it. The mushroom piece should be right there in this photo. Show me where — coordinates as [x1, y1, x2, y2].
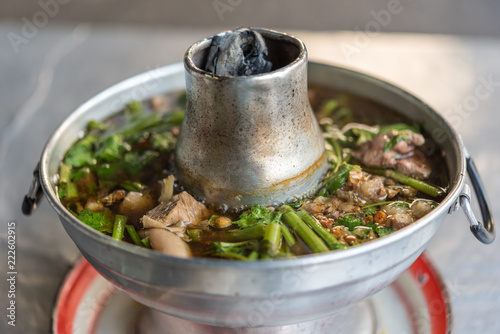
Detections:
[158, 175, 175, 204]
[145, 229, 191, 258]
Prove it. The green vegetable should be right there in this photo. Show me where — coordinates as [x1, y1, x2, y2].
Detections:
[281, 206, 329, 253]
[280, 225, 296, 246]
[70, 168, 90, 182]
[208, 241, 260, 261]
[112, 215, 127, 240]
[64, 134, 98, 167]
[233, 206, 283, 229]
[95, 163, 119, 181]
[114, 113, 162, 138]
[95, 134, 127, 162]
[219, 224, 266, 242]
[87, 120, 107, 132]
[318, 164, 358, 197]
[141, 237, 151, 248]
[296, 210, 346, 250]
[261, 223, 282, 258]
[362, 200, 409, 211]
[331, 106, 352, 125]
[57, 185, 67, 199]
[187, 229, 203, 242]
[125, 225, 142, 246]
[151, 132, 176, 151]
[66, 182, 79, 199]
[366, 168, 444, 197]
[124, 101, 142, 121]
[59, 164, 71, 184]
[119, 180, 145, 192]
[378, 122, 420, 134]
[165, 109, 185, 126]
[77, 209, 114, 233]
[325, 137, 344, 172]
[366, 222, 395, 237]
[336, 215, 363, 231]
[343, 127, 377, 147]
[319, 99, 339, 117]
[122, 151, 158, 176]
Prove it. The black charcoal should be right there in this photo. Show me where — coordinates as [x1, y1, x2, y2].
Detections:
[205, 28, 272, 76]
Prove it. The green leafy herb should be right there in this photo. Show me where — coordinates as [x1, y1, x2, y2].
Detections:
[77, 209, 114, 233]
[119, 180, 145, 192]
[233, 206, 283, 229]
[64, 134, 98, 167]
[95, 134, 128, 162]
[70, 168, 90, 182]
[165, 109, 185, 126]
[124, 101, 143, 121]
[318, 164, 358, 196]
[95, 163, 119, 181]
[58, 185, 67, 199]
[379, 122, 420, 134]
[115, 113, 162, 138]
[151, 132, 176, 151]
[319, 99, 339, 117]
[122, 151, 158, 176]
[87, 120, 107, 132]
[208, 241, 260, 261]
[331, 107, 352, 125]
[336, 215, 364, 231]
[366, 222, 395, 237]
[343, 127, 377, 147]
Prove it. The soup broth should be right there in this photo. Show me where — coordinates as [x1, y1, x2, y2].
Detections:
[57, 85, 447, 260]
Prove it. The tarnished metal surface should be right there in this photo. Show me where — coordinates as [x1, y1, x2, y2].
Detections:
[37, 61, 470, 327]
[176, 29, 327, 210]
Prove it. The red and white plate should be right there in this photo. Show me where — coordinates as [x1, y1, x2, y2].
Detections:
[53, 254, 452, 334]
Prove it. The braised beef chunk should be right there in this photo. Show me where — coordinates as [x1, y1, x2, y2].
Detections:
[352, 129, 431, 179]
[142, 191, 210, 228]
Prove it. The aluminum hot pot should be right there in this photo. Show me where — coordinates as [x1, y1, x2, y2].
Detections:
[27, 46, 494, 328]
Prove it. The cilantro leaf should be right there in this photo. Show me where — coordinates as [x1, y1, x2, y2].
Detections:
[77, 209, 114, 234]
[122, 150, 158, 176]
[366, 222, 395, 237]
[124, 101, 143, 121]
[208, 241, 260, 261]
[233, 206, 283, 229]
[64, 134, 98, 167]
[95, 134, 127, 162]
[318, 164, 357, 197]
[151, 132, 176, 151]
[336, 215, 363, 231]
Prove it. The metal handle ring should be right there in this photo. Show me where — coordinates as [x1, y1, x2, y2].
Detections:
[459, 157, 495, 244]
[22, 162, 43, 215]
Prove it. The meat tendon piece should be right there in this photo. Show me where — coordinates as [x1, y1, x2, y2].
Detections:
[142, 191, 210, 229]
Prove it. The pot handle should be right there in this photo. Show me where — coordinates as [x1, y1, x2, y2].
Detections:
[459, 156, 495, 244]
[22, 162, 43, 215]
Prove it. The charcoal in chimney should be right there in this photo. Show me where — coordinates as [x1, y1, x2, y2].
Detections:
[205, 28, 273, 76]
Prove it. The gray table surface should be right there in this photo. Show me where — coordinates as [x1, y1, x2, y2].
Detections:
[1, 23, 499, 333]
